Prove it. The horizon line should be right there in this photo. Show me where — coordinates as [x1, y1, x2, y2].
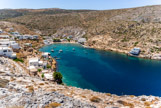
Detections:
[0, 4, 160, 11]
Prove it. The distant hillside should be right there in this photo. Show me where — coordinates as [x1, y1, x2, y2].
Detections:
[0, 9, 94, 19]
[4, 5, 161, 59]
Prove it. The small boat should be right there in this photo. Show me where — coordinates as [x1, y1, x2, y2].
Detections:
[72, 48, 75, 51]
[56, 58, 61, 60]
[51, 49, 54, 52]
[59, 49, 63, 52]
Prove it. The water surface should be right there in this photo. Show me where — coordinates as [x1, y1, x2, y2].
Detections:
[40, 43, 161, 96]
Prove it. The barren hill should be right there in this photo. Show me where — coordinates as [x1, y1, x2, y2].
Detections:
[3, 5, 161, 59]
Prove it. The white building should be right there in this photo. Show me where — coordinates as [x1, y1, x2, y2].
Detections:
[11, 31, 20, 36]
[42, 52, 50, 58]
[0, 35, 10, 39]
[16, 35, 39, 40]
[0, 29, 3, 34]
[25, 43, 32, 47]
[78, 38, 87, 44]
[0, 47, 16, 59]
[28, 57, 39, 67]
[0, 39, 20, 49]
[43, 40, 50, 45]
[28, 57, 47, 70]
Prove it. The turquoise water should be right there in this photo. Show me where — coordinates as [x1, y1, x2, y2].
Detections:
[40, 43, 161, 96]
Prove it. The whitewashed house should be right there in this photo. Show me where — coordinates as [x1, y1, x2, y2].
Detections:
[11, 43, 20, 49]
[33, 35, 39, 39]
[43, 40, 50, 45]
[11, 31, 20, 36]
[0, 47, 16, 59]
[42, 52, 50, 58]
[0, 39, 20, 49]
[25, 43, 32, 47]
[0, 29, 3, 34]
[28, 57, 47, 70]
[28, 57, 39, 67]
[78, 38, 87, 44]
[0, 35, 10, 39]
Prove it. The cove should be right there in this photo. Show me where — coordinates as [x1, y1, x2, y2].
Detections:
[39, 43, 161, 96]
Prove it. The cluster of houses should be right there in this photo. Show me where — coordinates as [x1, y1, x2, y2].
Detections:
[11, 31, 39, 40]
[0, 28, 39, 59]
[0, 35, 21, 59]
[27, 52, 53, 80]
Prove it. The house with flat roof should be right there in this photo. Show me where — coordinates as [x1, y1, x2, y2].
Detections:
[78, 38, 87, 44]
[0, 47, 16, 59]
[129, 47, 141, 56]
[0, 35, 10, 39]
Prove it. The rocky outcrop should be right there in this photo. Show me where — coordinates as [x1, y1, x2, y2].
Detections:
[0, 88, 95, 108]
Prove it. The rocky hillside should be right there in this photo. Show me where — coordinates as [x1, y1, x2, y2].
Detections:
[3, 5, 161, 59]
[1, 57, 161, 108]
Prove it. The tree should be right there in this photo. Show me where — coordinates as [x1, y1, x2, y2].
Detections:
[53, 72, 63, 84]
[38, 69, 42, 72]
[41, 73, 44, 78]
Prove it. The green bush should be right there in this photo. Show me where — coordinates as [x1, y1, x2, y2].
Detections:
[53, 38, 61, 42]
[67, 39, 70, 42]
[53, 72, 63, 84]
[38, 69, 42, 72]
[13, 58, 24, 63]
[41, 73, 44, 78]
[47, 65, 51, 69]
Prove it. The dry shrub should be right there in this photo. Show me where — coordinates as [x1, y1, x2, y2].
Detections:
[39, 83, 44, 85]
[117, 100, 134, 108]
[45, 102, 61, 108]
[90, 96, 102, 103]
[141, 98, 146, 101]
[10, 77, 16, 81]
[45, 82, 49, 84]
[144, 101, 151, 106]
[107, 101, 113, 105]
[48, 88, 56, 92]
[82, 95, 86, 98]
[106, 93, 111, 96]
[27, 86, 34, 93]
[130, 95, 135, 98]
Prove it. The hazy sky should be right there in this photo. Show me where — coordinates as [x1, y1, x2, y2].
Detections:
[0, 0, 161, 10]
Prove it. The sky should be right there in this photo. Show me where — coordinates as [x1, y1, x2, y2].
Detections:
[0, 0, 161, 10]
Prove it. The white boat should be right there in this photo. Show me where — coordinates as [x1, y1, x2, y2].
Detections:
[59, 49, 63, 53]
[51, 49, 54, 52]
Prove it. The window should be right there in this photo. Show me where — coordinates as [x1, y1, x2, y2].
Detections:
[3, 50, 7, 52]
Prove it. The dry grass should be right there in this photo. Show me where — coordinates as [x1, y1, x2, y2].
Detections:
[45, 102, 61, 108]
